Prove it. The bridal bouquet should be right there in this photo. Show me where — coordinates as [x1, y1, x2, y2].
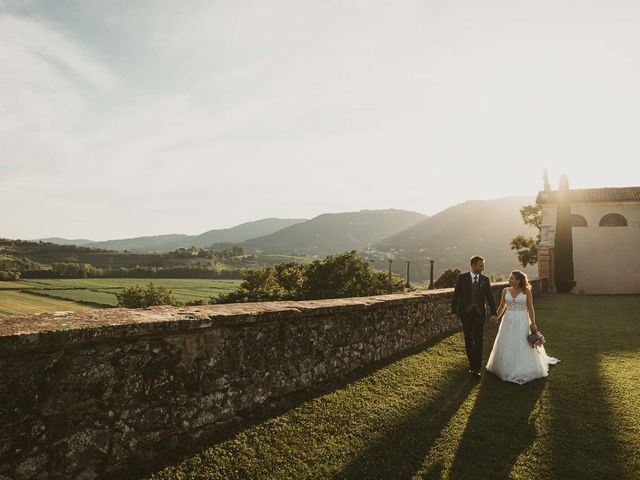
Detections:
[527, 331, 545, 348]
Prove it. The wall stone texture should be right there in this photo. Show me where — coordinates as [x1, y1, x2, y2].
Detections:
[0, 279, 546, 479]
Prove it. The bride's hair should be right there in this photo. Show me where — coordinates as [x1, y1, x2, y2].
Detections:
[511, 270, 531, 290]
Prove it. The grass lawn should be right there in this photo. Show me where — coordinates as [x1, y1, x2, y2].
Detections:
[143, 294, 640, 480]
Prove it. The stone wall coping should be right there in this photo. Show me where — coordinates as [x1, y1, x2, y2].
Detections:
[0, 281, 515, 356]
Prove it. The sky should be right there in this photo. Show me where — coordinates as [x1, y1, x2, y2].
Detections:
[1, 0, 640, 241]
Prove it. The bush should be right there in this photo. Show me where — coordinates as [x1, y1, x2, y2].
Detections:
[52, 262, 102, 278]
[116, 282, 178, 308]
[216, 267, 285, 303]
[434, 268, 462, 288]
[0, 254, 42, 272]
[0, 270, 20, 281]
[489, 273, 505, 282]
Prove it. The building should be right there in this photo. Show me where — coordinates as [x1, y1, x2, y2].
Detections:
[536, 179, 640, 294]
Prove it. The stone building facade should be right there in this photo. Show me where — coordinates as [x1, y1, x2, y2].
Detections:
[536, 182, 640, 294]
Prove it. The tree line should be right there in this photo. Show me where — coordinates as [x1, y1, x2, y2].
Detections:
[17, 264, 245, 280]
[116, 251, 408, 308]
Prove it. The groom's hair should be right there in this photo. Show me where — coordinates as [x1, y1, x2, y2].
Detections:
[470, 255, 485, 265]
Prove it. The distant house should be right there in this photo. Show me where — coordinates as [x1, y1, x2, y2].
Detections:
[536, 183, 640, 294]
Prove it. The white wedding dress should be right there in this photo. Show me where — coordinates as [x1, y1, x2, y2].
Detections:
[486, 290, 560, 384]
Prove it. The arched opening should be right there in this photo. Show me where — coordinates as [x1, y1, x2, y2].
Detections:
[599, 213, 628, 227]
[571, 214, 588, 227]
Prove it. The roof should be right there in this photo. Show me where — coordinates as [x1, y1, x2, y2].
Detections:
[536, 187, 640, 205]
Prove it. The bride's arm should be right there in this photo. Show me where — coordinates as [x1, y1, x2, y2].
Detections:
[525, 288, 538, 332]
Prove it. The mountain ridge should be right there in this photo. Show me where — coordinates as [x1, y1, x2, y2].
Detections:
[373, 195, 538, 279]
[29, 197, 539, 280]
[242, 209, 428, 256]
[35, 218, 307, 252]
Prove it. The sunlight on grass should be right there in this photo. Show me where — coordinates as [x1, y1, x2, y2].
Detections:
[599, 352, 640, 479]
[0, 290, 93, 315]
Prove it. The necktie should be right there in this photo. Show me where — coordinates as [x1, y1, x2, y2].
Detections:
[473, 275, 478, 285]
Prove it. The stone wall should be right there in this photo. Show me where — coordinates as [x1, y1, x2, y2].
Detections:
[0, 279, 546, 479]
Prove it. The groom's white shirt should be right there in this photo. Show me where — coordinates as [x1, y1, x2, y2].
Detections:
[469, 271, 479, 283]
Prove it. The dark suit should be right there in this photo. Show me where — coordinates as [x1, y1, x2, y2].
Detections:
[451, 272, 498, 372]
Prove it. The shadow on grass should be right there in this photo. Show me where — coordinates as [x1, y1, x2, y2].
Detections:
[118, 329, 466, 480]
[447, 373, 546, 480]
[336, 369, 477, 480]
[336, 293, 550, 480]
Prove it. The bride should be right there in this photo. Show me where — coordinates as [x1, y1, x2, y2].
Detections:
[486, 270, 560, 384]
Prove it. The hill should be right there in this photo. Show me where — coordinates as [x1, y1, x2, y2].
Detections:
[47, 218, 307, 252]
[0, 239, 188, 269]
[373, 196, 538, 280]
[88, 234, 190, 252]
[189, 218, 306, 249]
[243, 209, 427, 256]
[36, 237, 95, 246]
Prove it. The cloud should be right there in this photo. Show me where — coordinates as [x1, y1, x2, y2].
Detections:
[0, 12, 119, 178]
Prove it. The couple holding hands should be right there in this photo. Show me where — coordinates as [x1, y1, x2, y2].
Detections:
[451, 255, 559, 385]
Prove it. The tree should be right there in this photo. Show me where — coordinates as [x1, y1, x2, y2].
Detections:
[519, 204, 543, 229]
[214, 251, 405, 304]
[274, 262, 306, 299]
[300, 250, 399, 299]
[434, 268, 461, 288]
[510, 204, 542, 267]
[554, 174, 575, 293]
[214, 267, 284, 303]
[116, 282, 177, 308]
[510, 235, 538, 267]
[373, 269, 406, 293]
[51, 262, 101, 278]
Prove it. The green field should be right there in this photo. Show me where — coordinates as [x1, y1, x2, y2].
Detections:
[23, 288, 121, 307]
[0, 279, 243, 315]
[0, 280, 51, 290]
[0, 290, 94, 316]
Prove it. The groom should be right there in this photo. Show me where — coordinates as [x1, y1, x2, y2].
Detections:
[451, 255, 498, 377]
